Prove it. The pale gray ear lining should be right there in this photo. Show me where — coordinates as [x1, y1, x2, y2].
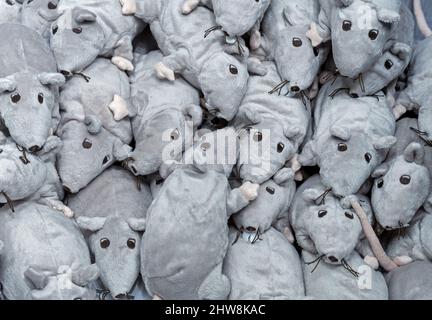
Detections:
[71, 264, 100, 286]
[371, 164, 389, 178]
[329, 125, 351, 141]
[76, 217, 106, 232]
[72, 7, 97, 23]
[184, 105, 203, 127]
[0, 78, 17, 92]
[273, 168, 294, 185]
[403, 142, 425, 164]
[24, 267, 49, 290]
[38, 73, 66, 87]
[127, 218, 146, 232]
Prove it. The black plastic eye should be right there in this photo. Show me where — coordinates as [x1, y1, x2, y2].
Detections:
[313, 47, 319, 57]
[253, 131, 263, 142]
[48, 1, 57, 9]
[345, 212, 354, 220]
[201, 142, 211, 151]
[74, 297, 82, 300]
[82, 138, 92, 149]
[0, 149, 2, 153]
[73, 27, 82, 34]
[342, 20, 352, 31]
[52, 25, 58, 34]
[318, 210, 327, 218]
[38, 93, 44, 104]
[27, 0, 34, 3]
[11, 93, 21, 103]
[369, 29, 379, 40]
[246, 226, 257, 232]
[156, 178, 164, 185]
[385, 59, 393, 70]
[102, 155, 110, 165]
[365, 153, 372, 163]
[377, 178, 384, 188]
[338, 143, 347, 152]
[127, 238, 136, 249]
[400, 175, 411, 185]
[266, 186, 275, 195]
[6, 0, 14, 6]
[170, 129, 179, 141]
[292, 37, 302, 47]
[277, 142, 284, 153]
[229, 64, 238, 75]
[100, 238, 110, 249]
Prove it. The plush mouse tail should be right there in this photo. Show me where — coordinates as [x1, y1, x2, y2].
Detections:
[413, 0, 432, 38]
[351, 200, 399, 272]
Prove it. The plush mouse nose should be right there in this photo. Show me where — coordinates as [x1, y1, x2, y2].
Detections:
[29, 145, 42, 153]
[291, 86, 300, 93]
[328, 256, 339, 263]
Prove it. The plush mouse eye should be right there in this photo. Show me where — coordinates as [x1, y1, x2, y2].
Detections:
[313, 47, 319, 57]
[200, 142, 211, 151]
[253, 131, 263, 142]
[318, 210, 327, 218]
[400, 175, 411, 185]
[246, 226, 257, 232]
[377, 178, 384, 188]
[73, 27, 82, 34]
[10, 93, 21, 103]
[342, 20, 352, 31]
[345, 211, 354, 220]
[38, 93, 44, 104]
[266, 186, 275, 195]
[337, 143, 347, 152]
[385, 59, 393, 70]
[102, 155, 110, 165]
[48, 1, 57, 9]
[100, 238, 110, 249]
[229, 64, 238, 75]
[52, 25, 58, 34]
[127, 238, 136, 249]
[277, 142, 284, 153]
[82, 138, 92, 149]
[156, 178, 164, 185]
[364, 153, 372, 163]
[6, 0, 13, 5]
[170, 129, 179, 141]
[0, 149, 3, 153]
[292, 37, 302, 47]
[369, 29, 379, 40]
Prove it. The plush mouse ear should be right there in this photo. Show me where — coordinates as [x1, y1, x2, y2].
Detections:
[72, 7, 97, 23]
[24, 267, 50, 290]
[239, 106, 262, 124]
[247, 58, 267, 76]
[71, 264, 100, 287]
[283, 4, 311, 26]
[335, 0, 354, 6]
[38, 135, 63, 162]
[84, 115, 102, 134]
[373, 136, 397, 150]
[330, 125, 351, 141]
[371, 163, 389, 178]
[377, 8, 400, 24]
[0, 78, 16, 93]
[38, 73, 66, 87]
[302, 188, 323, 203]
[76, 217, 106, 232]
[284, 125, 305, 142]
[273, 168, 294, 185]
[127, 218, 146, 232]
[403, 142, 425, 164]
[184, 105, 203, 127]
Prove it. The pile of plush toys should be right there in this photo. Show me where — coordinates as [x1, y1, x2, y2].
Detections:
[0, 0, 432, 300]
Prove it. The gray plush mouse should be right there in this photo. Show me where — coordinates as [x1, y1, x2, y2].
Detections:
[68, 166, 152, 300]
[0, 201, 99, 300]
[129, 0, 264, 121]
[289, 174, 378, 269]
[50, 0, 144, 75]
[0, 0, 21, 24]
[234, 60, 310, 184]
[258, 0, 330, 94]
[302, 250, 388, 300]
[298, 77, 396, 197]
[126, 50, 202, 176]
[141, 128, 259, 300]
[0, 23, 65, 152]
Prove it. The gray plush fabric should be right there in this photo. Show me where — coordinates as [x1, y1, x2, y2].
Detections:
[50, 0, 144, 74]
[0, 201, 98, 300]
[134, 0, 261, 121]
[234, 61, 310, 184]
[386, 260, 432, 300]
[289, 175, 374, 265]
[223, 227, 305, 300]
[141, 129, 254, 300]
[21, 0, 61, 42]
[371, 118, 431, 230]
[0, 23, 65, 151]
[127, 50, 202, 176]
[260, 0, 329, 93]
[68, 166, 152, 299]
[299, 77, 396, 196]
[302, 250, 388, 300]
[0, 0, 21, 24]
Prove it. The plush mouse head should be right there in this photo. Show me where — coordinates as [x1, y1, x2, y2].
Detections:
[50, 7, 104, 75]
[77, 216, 145, 299]
[233, 168, 295, 234]
[318, 127, 396, 197]
[237, 116, 301, 184]
[0, 0, 21, 24]
[198, 52, 250, 121]
[211, 0, 271, 39]
[24, 263, 99, 300]
[0, 71, 64, 151]
[21, 0, 60, 40]
[57, 119, 131, 193]
[330, 0, 399, 78]
[371, 142, 431, 230]
[300, 189, 373, 265]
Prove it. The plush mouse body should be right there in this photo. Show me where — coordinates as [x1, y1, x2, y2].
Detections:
[132, 0, 260, 121]
[0, 0, 21, 24]
[299, 77, 396, 197]
[68, 166, 152, 300]
[50, 0, 144, 74]
[127, 50, 202, 176]
[141, 129, 258, 300]
[0, 23, 65, 151]
[0, 201, 99, 300]
[234, 61, 310, 184]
